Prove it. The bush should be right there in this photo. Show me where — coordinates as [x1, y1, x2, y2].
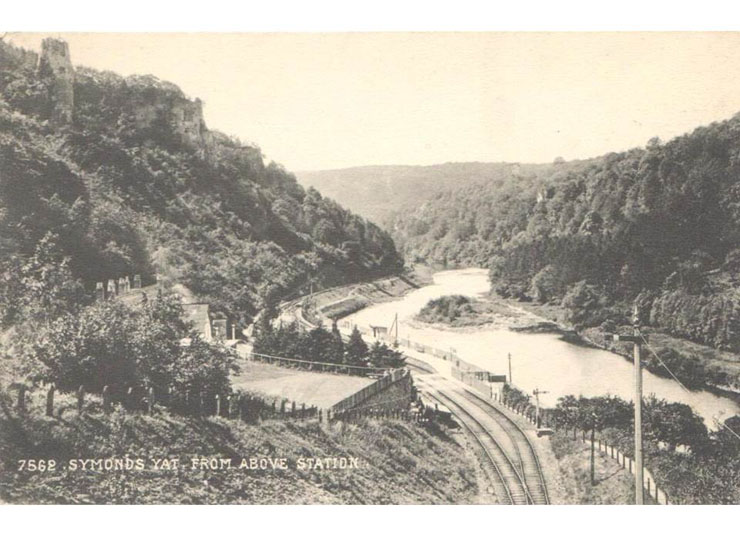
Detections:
[417, 295, 473, 324]
[645, 347, 708, 390]
[26, 290, 236, 398]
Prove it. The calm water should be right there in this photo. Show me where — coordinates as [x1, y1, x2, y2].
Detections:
[340, 268, 739, 428]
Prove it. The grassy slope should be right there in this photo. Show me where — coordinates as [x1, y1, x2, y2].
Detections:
[0, 392, 478, 504]
[549, 433, 636, 505]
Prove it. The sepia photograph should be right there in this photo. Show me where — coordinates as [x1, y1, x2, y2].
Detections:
[1, 28, 739, 509]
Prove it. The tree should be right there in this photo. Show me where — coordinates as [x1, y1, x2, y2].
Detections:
[172, 332, 236, 399]
[368, 341, 406, 370]
[529, 264, 560, 303]
[344, 327, 369, 368]
[299, 326, 335, 362]
[324, 321, 345, 364]
[644, 396, 708, 452]
[561, 281, 610, 329]
[16, 233, 87, 325]
[27, 289, 236, 398]
[646, 347, 707, 390]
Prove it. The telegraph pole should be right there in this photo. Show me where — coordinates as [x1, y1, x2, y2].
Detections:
[508, 353, 512, 384]
[609, 304, 645, 505]
[632, 305, 644, 505]
[532, 388, 548, 428]
[590, 412, 597, 486]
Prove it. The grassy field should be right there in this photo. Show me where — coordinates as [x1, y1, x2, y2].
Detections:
[0, 389, 480, 504]
[232, 360, 373, 409]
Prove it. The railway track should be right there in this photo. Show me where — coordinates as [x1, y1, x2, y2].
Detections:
[456, 389, 549, 505]
[422, 387, 534, 505]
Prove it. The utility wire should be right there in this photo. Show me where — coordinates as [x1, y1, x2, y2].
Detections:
[637, 329, 740, 444]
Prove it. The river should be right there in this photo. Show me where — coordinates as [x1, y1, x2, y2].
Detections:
[339, 268, 739, 428]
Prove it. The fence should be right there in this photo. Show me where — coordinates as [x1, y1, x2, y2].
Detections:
[332, 406, 425, 423]
[342, 318, 673, 503]
[576, 431, 669, 505]
[488, 384, 669, 504]
[330, 368, 412, 413]
[8, 382, 320, 424]
[340, 320, 495, 376]
[248, 351, 395, 377]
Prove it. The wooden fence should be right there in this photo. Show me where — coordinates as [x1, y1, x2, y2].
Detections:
[330, 368, 411, 413]
[575, 431, 669, 504]
[490, 387, 669, 505]
[248, 351, 394, 377]
[8, 382, 319, 424]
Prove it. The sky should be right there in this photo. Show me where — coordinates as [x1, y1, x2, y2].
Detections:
[8, 32, 740, 171]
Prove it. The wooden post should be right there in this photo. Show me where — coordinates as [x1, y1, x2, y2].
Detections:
[102, 385, 112, 414]
[590, 425, 596, 486]
[46, 385, 55, 417]
[147, 387, 154, 415]
[215, 394, 221, 417]
[126, 387, 134, 412]
[77, 385, 85, 414]
[16, 385, 26, 412]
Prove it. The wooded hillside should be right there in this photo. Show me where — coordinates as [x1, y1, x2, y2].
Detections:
[392, 122, 740, 355]
[0, 39, 403, 329]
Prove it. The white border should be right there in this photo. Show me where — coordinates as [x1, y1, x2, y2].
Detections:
[2, 0, 738, 552]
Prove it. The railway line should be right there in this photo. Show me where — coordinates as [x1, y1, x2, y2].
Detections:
[456, 388, 549, 504]
[416, 374, 549, 505]
[422, 386, 532, 504]
[278, 283, 550, 505]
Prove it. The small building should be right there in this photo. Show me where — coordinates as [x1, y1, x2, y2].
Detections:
[370, 325, 388, 339]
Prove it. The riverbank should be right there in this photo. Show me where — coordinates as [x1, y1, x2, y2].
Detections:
[410, 289, 740, 402]
[306, 265, 434, 322]
[511, 298, 740, 401]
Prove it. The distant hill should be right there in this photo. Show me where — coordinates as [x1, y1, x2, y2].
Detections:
[296, 162, 552, 225]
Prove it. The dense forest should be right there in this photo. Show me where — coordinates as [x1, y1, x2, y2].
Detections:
[391, 124, 740, 356]
[0, 39, 403, 332]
